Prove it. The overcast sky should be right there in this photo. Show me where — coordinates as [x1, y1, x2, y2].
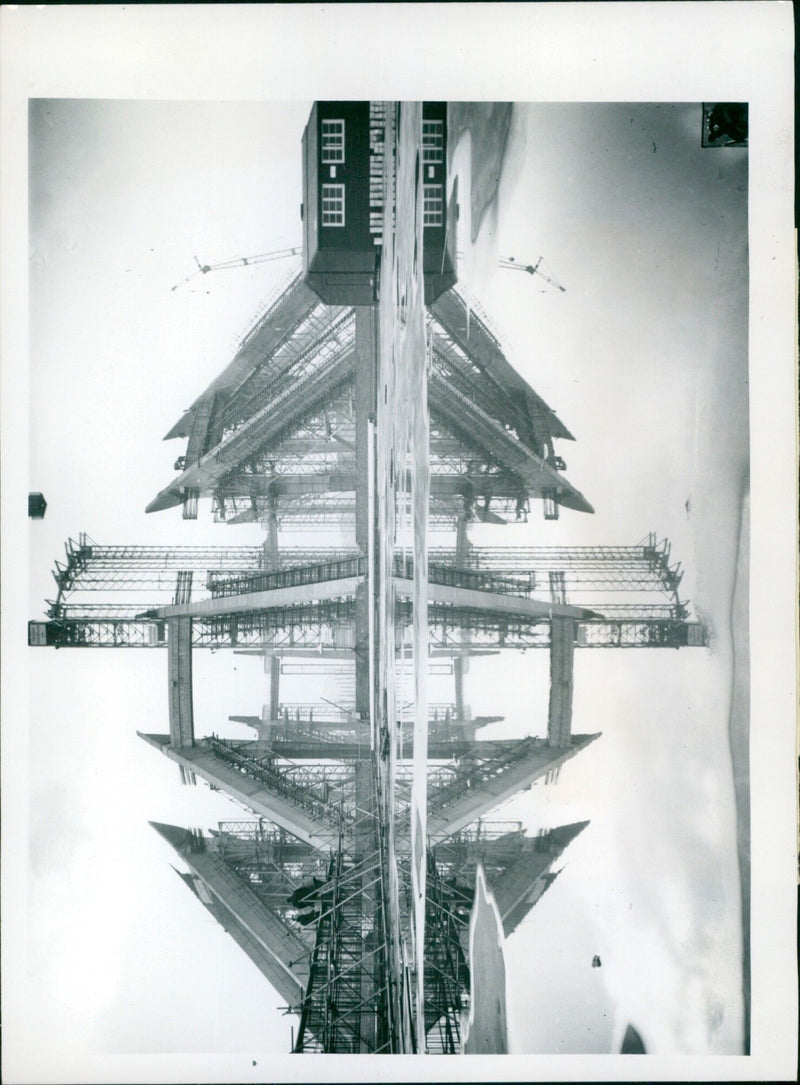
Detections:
[3, 6, 796, 1084]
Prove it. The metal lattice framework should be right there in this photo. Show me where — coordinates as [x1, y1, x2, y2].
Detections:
[168, 814, 586, 1054]
[170, 810, 587, 1051]
[42, 531, 694, 633]
[292, 846, 399, 1053]
[218, 302, 354, 437]
[148, 254, 593, 530]
[35, 599, 703, 650]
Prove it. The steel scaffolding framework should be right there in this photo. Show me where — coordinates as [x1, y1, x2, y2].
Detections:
[35, 532, 703, 652]
[46, 534, 685, 596]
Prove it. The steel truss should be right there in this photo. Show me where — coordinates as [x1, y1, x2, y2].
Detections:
[219, 305, 355, 436]
[219, 386, 357, 482]
[176, 820, 476, 1054]
[44, 535, 688, 616]
[34, 596, 703, 649]
[212, 821, 328, 915]
[164, 737, 565, 860]
[433, 820, 568, 884]
[293, 846, 397, 1053]
[172, 813, 586, 1054]
[422, 853, 470, 1052]
[293, 848, 465, 1053]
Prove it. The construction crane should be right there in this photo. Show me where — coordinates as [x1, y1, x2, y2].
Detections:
[498, 256, 565, 292]
[171, 246, 302, 291]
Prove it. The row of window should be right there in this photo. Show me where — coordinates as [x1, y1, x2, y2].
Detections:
[321, 117, 444, 165]
[321, 183, 443, 227]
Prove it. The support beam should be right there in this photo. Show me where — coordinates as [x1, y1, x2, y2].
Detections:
[453, 658, 466, 720]
[397, 580, 595, 622]
[353, 760, 379, 1051]
[354, 581, 371, 720]
[233, 646, 499, 660]
[156, 576, 362, 619]
[266, 508, 280, 564]
[167, 617, 194, 747]
[454, 511, 471, 721]
[547, 617, 576, 748]
[245, 739, 516, 761]
[212, 470, 544, 500]
[229, 716, 497, 743]
[269, 655, 281, 723]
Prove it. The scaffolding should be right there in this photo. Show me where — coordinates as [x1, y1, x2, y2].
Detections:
[39, 535, 696, 645]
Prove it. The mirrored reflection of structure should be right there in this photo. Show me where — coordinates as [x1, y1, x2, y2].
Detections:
[29, 102, 706, 1054]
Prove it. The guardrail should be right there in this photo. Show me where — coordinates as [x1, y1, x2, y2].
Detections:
[210, 555, 533, 600]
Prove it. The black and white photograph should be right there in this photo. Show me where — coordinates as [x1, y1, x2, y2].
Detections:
[2, 5, 796, 1082]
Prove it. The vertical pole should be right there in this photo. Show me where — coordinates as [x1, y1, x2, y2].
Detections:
[453, 507, 470, 721]
[269, 655, 281, 722]
[354, 758, 378, 1051]
[353, 302, 381, 1048]
[263, 514, 282, 718]
[367, 416, 377, 747]
[168, 616, 194, 747]
[547, 616, 575, 747]
[267, 503, 280, 566]
[354, 305, 378, 722]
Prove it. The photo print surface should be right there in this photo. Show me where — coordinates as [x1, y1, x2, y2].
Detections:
[26, 97, 749, 1058]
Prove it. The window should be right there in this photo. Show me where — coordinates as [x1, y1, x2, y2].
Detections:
[321, 119, 345, 163]
[423, 184, 443, 227]
[422, 119, 444, 163]
[322, 183, 345, 226]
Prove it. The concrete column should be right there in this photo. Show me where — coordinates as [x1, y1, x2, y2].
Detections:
[168, 617, 194, 747]
[547, 617, 576, 748]
[453, 657, 466, 720]
[455, 509, 470, 562]
[269, 654, 281, 722]
[267, 505, 280, 565]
